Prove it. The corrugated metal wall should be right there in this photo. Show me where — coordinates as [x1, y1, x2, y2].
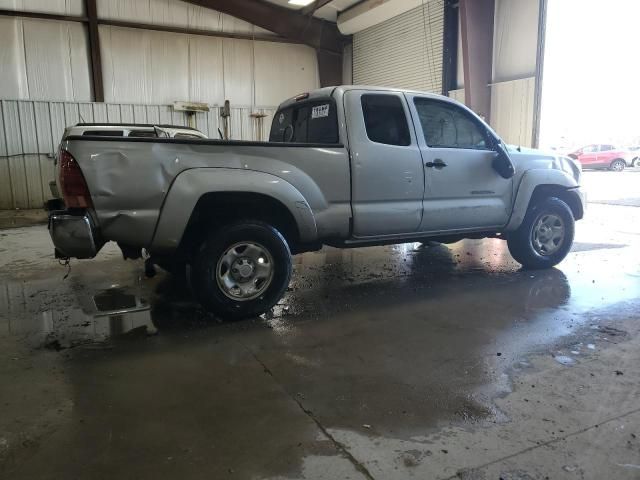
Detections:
[447, 78, 535, 147]
[0, 0, 320, 210]
[0, 16, 93, 102]
[490, 77, 535, 147]
[0, 99, 276, 209]
[452, 0, 539, 147]
[492, 0, 539, 83]
[99, 26, 319, 106]
[448, 88, 465, 104]
[0, 15, 319, 106]
[353, 0, 444, 93]
[0, 0, 84, 15]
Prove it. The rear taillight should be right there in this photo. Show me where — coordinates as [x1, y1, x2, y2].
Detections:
[59, 150, 93, 208]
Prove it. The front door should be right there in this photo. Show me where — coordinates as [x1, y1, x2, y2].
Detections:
[407, 94, 513, 232]
[595, 144, 615, 167]
[344, 90, 425, 237]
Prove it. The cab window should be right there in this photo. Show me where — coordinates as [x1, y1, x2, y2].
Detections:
[269, 99, 339, 144]
[361, 94, 411, 146]
[413, 98, 489, 150]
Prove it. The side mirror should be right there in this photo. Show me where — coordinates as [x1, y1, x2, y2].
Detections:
[492, 142, 516, 179]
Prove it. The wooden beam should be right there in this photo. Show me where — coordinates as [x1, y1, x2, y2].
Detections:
[301, 0, 335, 16]
[182, 0, 348, 54]
[85, 0, 104, 102]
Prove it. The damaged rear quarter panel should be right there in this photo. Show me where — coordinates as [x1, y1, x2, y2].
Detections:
[63, 139, 351, 248]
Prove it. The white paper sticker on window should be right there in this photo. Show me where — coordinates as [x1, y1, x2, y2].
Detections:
[311, 104, 330, 119]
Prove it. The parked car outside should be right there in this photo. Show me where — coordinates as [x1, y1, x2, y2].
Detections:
[568, 144, 633, 171]
[628, 146, 640, 167]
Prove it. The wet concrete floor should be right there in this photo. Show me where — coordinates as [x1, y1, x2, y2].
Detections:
[1, 173, 639, 479]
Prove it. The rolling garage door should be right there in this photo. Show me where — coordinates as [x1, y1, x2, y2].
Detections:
[353, 0, 444, 93]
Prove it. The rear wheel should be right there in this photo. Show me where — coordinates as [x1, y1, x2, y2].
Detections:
[190, 221, 292, 319]
[507, 197, 575, 269]
[155, 257, 187, 279]
[610, 159, 626, 172]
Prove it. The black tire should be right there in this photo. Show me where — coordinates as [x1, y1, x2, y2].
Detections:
[507, 197, 575, 269]
[610, 159, 626, 172]
[155, 258, 187, 279]
[190, 221, 292, 319]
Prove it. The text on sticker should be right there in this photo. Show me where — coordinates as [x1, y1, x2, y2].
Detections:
[311, 104, 330, 119]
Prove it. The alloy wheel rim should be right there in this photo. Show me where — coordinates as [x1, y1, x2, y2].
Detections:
[531, 213, 565, 256]
[216, 242, 274, 301]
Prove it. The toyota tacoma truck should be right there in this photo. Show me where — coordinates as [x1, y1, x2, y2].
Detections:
[48, 86, 585, 319]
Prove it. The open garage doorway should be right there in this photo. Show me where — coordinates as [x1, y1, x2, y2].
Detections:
[539, 0, 640, 206]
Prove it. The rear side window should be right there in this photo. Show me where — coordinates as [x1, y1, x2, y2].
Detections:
[361, 94, 411, 146]
[82, 130, 124, 136]
[269, 100, 339, 144]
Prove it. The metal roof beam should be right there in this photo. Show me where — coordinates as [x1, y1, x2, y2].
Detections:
[301, 0, 335, 16]
[182, 0, 348, 54]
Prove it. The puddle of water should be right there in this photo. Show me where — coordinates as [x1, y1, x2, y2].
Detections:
[3, 286, 156, 349]
[554, 355, 576, 366]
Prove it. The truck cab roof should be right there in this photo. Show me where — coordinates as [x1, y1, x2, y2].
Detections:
[277, 85, 458, 110]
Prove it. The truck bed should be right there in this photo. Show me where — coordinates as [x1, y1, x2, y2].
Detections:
[64, 135, 352, 249]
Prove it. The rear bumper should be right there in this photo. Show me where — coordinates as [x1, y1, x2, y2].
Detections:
[48, 210, 101, 259]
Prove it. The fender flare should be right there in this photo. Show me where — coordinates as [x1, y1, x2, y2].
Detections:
[504, 169, 580, 231]
[150, 168, 318, 251]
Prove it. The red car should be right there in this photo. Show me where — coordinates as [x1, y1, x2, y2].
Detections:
[569, 144, 632, 171]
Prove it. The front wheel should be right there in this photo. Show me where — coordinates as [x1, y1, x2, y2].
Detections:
[610, 159, 626, 172]
[507, 197, 575, 269]
[190, 221, 292, 319]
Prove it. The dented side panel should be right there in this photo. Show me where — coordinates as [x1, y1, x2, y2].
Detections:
[63, 139, 351, 248]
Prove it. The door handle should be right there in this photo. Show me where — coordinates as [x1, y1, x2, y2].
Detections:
[425, 159, 447, 168]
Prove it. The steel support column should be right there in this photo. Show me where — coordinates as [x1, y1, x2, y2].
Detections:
[532, 0, 548, 148]
[459, 0, 494, 120]
[317, 50, 343, 87]
[441, 0, 459, 96]
[85, 0, 104, 102]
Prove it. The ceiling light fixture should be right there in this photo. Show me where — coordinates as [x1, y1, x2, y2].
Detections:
[288, 0, 315, 6]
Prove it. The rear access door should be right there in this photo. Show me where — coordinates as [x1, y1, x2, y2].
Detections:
[344, 90, 425, 237]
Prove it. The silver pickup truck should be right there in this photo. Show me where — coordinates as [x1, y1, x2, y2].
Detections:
[49, 86, 585, 319]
